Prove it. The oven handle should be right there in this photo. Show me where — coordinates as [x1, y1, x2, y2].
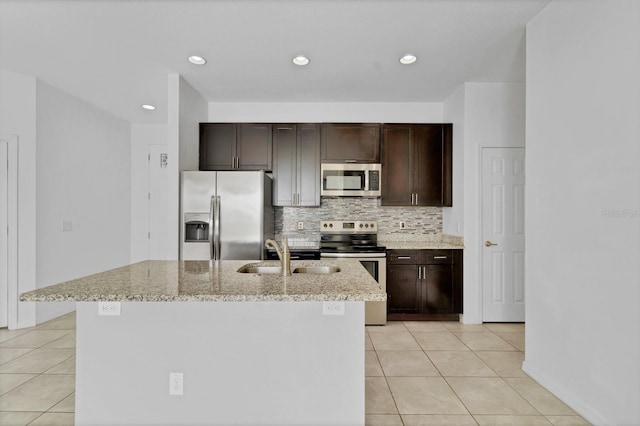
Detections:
[320, 252, 386, 259]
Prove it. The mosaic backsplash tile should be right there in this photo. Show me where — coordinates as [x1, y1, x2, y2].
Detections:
[275, 197, 442, 246]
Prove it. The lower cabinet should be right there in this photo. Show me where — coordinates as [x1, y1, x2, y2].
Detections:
[386, 249, 462, 321]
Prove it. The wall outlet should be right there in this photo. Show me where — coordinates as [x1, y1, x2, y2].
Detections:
[169, 372, 184, 396]
[297, 221, 304, 230]
[98, 302, 121, 316]
[322, 301, 345, 316]
[399, 221, 406, 229]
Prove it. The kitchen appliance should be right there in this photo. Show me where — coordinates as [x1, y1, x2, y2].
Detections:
[180, 171, 274, 260]
[320, 163, 381, 197]
[320, 220, 387, 325]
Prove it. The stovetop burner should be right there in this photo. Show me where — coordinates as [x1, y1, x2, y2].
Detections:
[319, 220, 386, 254]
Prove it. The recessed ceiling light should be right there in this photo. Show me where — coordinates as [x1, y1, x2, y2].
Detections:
[399, 54, 418, 65]
[292, 55, 310, 66]
[141, 104, 156, 111]
[188, 55, 207, 65]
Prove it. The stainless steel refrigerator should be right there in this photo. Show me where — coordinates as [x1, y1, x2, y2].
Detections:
[180, 171, 274, 260]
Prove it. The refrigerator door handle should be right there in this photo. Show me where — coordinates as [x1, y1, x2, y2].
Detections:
[209, 195, 215, 260]
[214, 195, 221, 260]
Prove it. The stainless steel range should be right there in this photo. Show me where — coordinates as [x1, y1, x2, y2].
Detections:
[320, 220, 387, 325]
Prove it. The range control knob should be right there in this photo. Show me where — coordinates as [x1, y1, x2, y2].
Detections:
[365, 223, 369, 228]
[329, 223, 333, 228]
[359, 223, 364, 228]
[323, 223, 327, 228]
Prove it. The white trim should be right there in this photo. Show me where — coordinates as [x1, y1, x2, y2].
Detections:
[0, 134, 19, 330]
[522, 360, 605, 426]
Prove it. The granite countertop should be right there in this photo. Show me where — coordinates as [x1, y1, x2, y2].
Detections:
[20, 259, 386, 303]
[380, 234, 464, 250]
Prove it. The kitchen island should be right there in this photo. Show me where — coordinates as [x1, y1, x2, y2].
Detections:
[21, 259, 385, 426]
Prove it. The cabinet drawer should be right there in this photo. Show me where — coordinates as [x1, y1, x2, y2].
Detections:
[422, 250, 454, 264]
[387, 250, 420, 264]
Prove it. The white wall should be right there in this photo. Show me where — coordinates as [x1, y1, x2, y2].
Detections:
[35, 81, 132, 323]
[443, 85, 465, 237]
[208, 102, 443, 122]
[166, 75, 208, 260]
[444, 82, 526, 324]
[525, 1, 640, 425]
[130, 123, 168, 262]
[0, 70, 37, 328]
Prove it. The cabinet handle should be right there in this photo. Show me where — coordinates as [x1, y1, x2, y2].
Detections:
[397, 256, 411, 260]
[411, 193, 415, 205]
[344, 160, 357, 163]
[236, 157, 240, 169]
[418, 266, 421, 280]
[415, 194, 418, 205]
[433, 256, 447, 259]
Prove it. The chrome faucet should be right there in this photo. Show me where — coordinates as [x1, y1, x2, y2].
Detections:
[265, 237, 291, 277]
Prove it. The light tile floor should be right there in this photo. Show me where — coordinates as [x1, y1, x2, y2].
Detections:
[0, 313, 591, 425]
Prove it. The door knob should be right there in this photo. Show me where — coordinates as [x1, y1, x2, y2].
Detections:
[485, 241, 498, 247]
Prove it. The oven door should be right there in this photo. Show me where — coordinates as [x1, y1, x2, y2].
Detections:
[321, 253, 387, 325]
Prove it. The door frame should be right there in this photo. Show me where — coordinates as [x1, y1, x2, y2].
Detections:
[480, 146, 526, 322]
[0, 135, 18, 329]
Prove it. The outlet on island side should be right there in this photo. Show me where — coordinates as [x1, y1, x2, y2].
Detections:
[399, 221, 406, 229]
[169, 372, 184, 396]
[297, 221, 304, 230]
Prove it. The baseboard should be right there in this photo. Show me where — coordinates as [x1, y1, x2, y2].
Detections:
[522, 360, 607, 426]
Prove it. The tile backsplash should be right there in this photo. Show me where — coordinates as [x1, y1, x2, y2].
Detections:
[275, 197, 442, 246]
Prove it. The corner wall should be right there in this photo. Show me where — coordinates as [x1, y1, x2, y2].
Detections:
[167, 75, 208, 260]
[443, 82, 526, 324]
[35, 81, 132, 323]
[525, 1, 640, 424]
[0, 70, 37, 328]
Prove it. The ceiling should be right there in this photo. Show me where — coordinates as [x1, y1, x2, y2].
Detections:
[0, 0, 551, 123]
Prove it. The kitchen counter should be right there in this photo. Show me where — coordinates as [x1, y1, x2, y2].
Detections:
[380, 234, 464, 250]
[20, 259, 377, 426]
[20, 259, 385, 303]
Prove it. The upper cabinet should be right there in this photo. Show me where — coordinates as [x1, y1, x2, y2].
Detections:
[272, 123, 321, 207]
[200, 123, 272, 171]
[381, 124, 452, 207]
[321, 123, 381, 163]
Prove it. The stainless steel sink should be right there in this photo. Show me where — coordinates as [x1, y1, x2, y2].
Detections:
[236, 265, 283, 274]
[293, 266, 340, 274]
[237, 265, 340, 275]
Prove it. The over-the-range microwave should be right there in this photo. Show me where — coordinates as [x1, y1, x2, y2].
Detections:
[321, 163, 381, 197]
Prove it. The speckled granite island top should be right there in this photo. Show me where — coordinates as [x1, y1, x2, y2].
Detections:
[20, 259, 386, 303]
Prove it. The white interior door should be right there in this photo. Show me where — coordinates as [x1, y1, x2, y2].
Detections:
[0, 141, 8, 327]
[148, 145, 169, 260]
[482, 147, 526, 322]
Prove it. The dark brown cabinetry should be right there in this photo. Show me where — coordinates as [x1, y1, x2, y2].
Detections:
[386, 249, 462, 321]
[321, 123, 381, 163]
[200, 123, 272, 171]
[381, 124, 452, 206]
[272, 124, 321, 206]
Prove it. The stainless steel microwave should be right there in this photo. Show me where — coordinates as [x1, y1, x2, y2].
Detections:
[321, 163, 382, 197]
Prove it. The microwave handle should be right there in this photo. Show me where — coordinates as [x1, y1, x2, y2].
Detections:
[344, 159, 357, 163]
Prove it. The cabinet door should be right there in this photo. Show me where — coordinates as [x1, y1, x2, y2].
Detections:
[272, 124, 297, 206]
[297, 124, 321, 206]
[237, 123, 272, 171]
[387, 264, 421, 315]
[414, 124, 452, 207]
[321, 123, 380, 163]
[423, 264, 456, 314]
[414, 125, 444, 206]
[381, 125, 414, 206]
[199, 123, 236, 170]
